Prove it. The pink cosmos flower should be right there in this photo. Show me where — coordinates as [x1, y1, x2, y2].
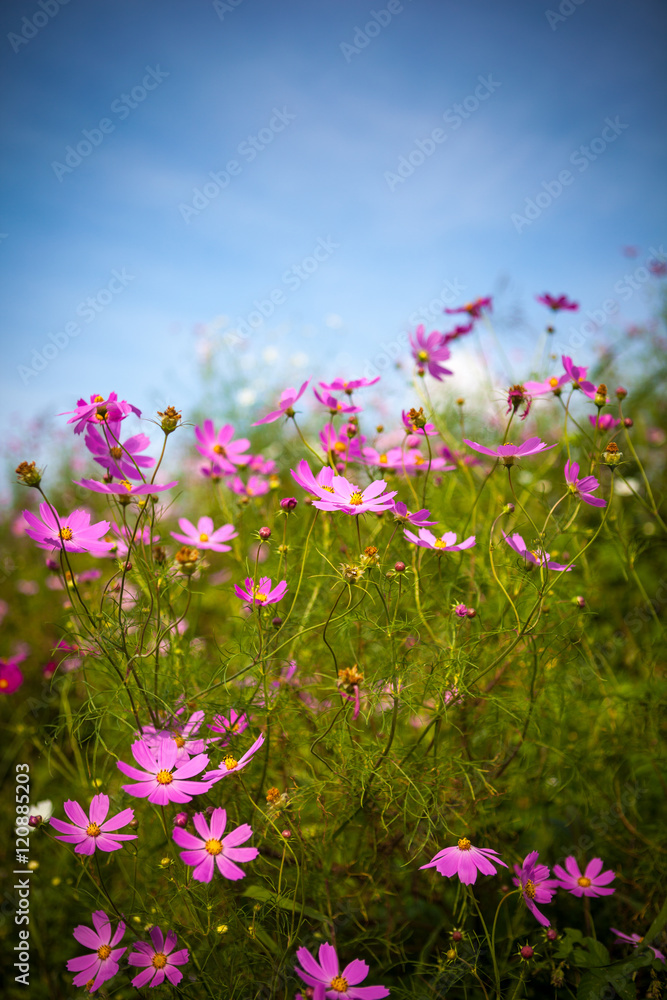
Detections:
[319, 425, 365, 463]
[648, 259, 667, 277]
[420, 837, 508, 884]
[589, 413, 621, 430]
[502, 531, 573, 571]
[226, 475, 270, 498]
[234, 577, 287, 606]
[523, 374, 569, 396]
[536, 294, 579, 312]
[610, 928, 665, 963]
[564, 460, 607, 507]
[172, 807, 258, 882]
[313, 388, 362, 415]
[128, 926, 189, 988]
[319, 376, 380, 394]
[311, 476, 397, 516]
[291, 459, 336, 497]
[445, 296, 492, 319]
[389, 501, 437, 527]
[74, 478, 177, 497]
[553, 856, 616, 897]
[205, 732, 266, 782]
[170, 516, 237, 551]
[208, 709, 249, 745]
[361, 446, 404, 471]
[247, 454, 278, 474]
[67, 910, 126, 991]
[443, 321, 475, 344]
[110, 523, 160, 558]
[194, 420, 250, 470]
[253, 379, 311, 425]
[50, 794, 136, 855]
[23, 503, 114, 556]
[462, 437, 556, 466]
[60, 393, 141, 435]
[117, 740, 212, 804]
[409, 325, 453, 380]
[512, 851, 559, 927]
[138, 710, 215, 764]
[561, 356, 596, 398]
[84, 419, 155, 480]
[401, 450, 454, 475]
[0, 655, 25, 694]
[404, 528, 475, 552]
[295, 941, 390, 1000]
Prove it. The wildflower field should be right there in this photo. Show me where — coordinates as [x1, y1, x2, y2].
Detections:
[2, 293, 666, 1000]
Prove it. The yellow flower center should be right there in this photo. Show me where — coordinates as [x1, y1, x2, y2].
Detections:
[172, 735, 185, 748]
[156, 769, 174, 785]
[253, 590, 268, 602]
[348, 490, 363, 505]
[321, 485, 335, 493]
[457, 838, 471, 851]
[414, 455, 425, 465]
[577, 876, 591, 887]
[333, 441, 347, 452]
[434, 538, 447, 549]
[232, 723, 240, 733]
[379, 454, 388, 463]
[524, 879, 536, 899]
[330, 976, 349, 992]
[0, 679, 8, 689]
[417, 350, 429, 362]
[549, 377, 559, 387]
[93, 395, 104, 403]
[199, 533, 209, 542]
[205, 838, 223, 856]
[151, 952, 168, 969]
[59, 527, 73, 540]
[213, 444, 227, 456]
[86, 822, 101, 837]
[120, 480, 133, 491]
[223, 755, 238, 771]
[97, 944, 112, 960]
[110, 446, 123, 459]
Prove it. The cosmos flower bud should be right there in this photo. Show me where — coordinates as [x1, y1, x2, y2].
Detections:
[157, 405, 182, 434]
[574, 595, 586, 608]
[451, 930, 463, 943]
[281, 829, 291, 838]
[272, 616, 282, 628]
[594, 383, 607, 408]
[376, 424, 384, 433]
[520, 945, 534, 960]
[503, 503, 515, 514]
[173, 812, 188, 828]
[456, 397, 465, 406]
[546, 325, 555, 334]
[258, 527, 271, 541]
[280, 497, 298, 512]
[345, 423, 357, 439]
[601, 441, 622, 466]
[615, 386, 628, 400]
[466, 608, 476, 619]
[28, 814, 42, 828]
[547, 928, 558, 941]
[16, 461, 43, 487]
[394, 561, 406, 573]
[623, 417, 633, 428]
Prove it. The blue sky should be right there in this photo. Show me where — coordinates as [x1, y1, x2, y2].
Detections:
[1, 0, 665, 474]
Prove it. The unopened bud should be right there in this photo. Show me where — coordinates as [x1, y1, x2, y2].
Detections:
[451, 931, 463, 943]
[258, 527, 271, 541]
[546, 325, 555, 334]
[280, 497, 298, 512]
[574, 595, 585, 608]
[376, 424, 384, 433]
[205, 805, 215, 817]
[394, 561, 406, 573]
[128, 818, 139, 829]
[547, 928, 558, 941]
[520, 945, 534, 960]
[456, 397, 465, 406]
[615, 386, 628, 400]
[503, 502, 515, 514]
[281, 829, 291, 838]
[28, 815, 42, 828]
[173, 812, 188, 828]
[623, 417, 633, 428]
[271, 616, 282, 628]
[466, 607, 476, 618]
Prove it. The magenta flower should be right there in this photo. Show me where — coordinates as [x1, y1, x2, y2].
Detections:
[311, 475, 397, 516]
[234, 576, 287, 606]
[404, 527, 475, 552]
[50, 794, 136, 854]
[170, 516, 237, 551]
[295, 941, 390, 1000]
[536, 293, 579, 312]
[442, 321, 474, 344]
[319, 376, 380, 394]
[409, 325, 453, 380]
[110, 523, 159, 558]
[561, 356, 596, 398]
[290, 459, 336, 497]
[523, 374, 569, 396]
[319, 424, 365, 462]
[60, 393, 141, 435]
[117, 740, 212, 804]
[74, 478, 177, 497]
[128, 926, 189, 988]
[0, 655, 25, 695]
[138, 710, 214, 764]
[564, 460, 607, 507]
[610, 928, 665, 963]
[463, 437, 556, 466]
[194, 420, 250, 470]
[253, 379, 311, 425]
[553, 856, 616, 897]
[67, 910, 126, 991]
[84, 419, 155, 480]
[247, 454, 278, 474]
[226, 474, 270, 498]
[420, 837, 508, 885]
[389, 501, 437, 527]
[208, 709, 249, 745]
[512, 851, 559, 927]
[313, 388, 362, 415]
[502, 531, 573, 571]
[205, 732, 266, 782]
[589, 413, 621, 430]
[172, 807, 258, 882]
[445, 296, 492, 319]
[24, 503, 114, 556]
